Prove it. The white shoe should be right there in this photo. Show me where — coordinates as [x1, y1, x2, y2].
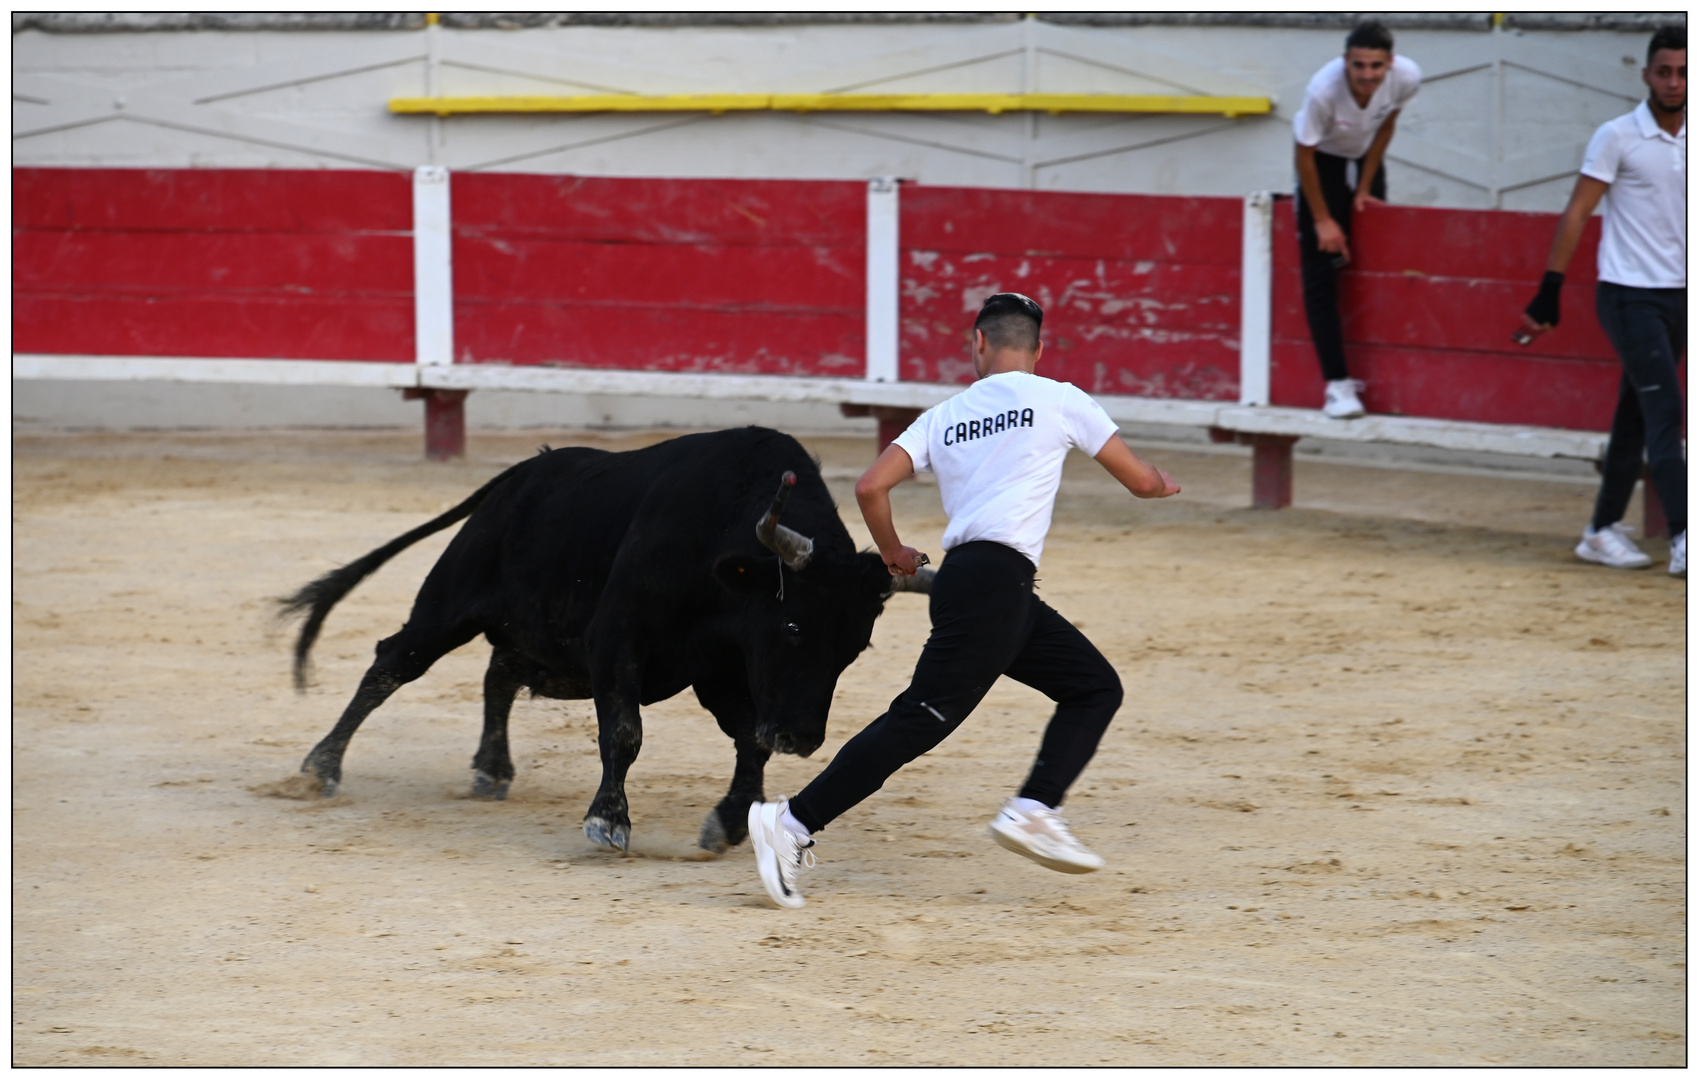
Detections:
[988, 799, 1105, 874]
[1670, 531, 1685, 577]
[1575, 523, 1652, 569]
[749, 800, 815, 909]
[1323, 378, 1366, 419]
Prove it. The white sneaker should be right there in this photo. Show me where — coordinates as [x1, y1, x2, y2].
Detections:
[1670, 531, 1685, 577]
[988, 799, 1105, 874]
[749, 800, 815, 909]
[1323, 378, 1366, 419]
[1575, 523, 1652, 569]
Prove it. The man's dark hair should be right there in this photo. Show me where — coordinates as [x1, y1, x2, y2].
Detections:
[1345, 20, 1394, 54]
[974, 292, 1042, 351]
[1648, 24, 1685, 65]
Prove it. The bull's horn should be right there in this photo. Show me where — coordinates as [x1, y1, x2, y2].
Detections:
[755, 470, 815, 570]
[887, 567, 935, 594]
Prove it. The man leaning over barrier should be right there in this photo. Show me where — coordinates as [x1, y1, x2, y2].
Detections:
[1293, 19, 1422, 421]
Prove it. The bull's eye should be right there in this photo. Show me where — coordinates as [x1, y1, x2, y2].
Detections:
[784, 622, 802, 638]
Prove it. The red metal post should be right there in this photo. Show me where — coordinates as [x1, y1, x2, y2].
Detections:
[876, 407, 922, 452]
[1249, 434, 1298, 510]
[405, 387, 468, 460]
[424, 389, 468, 461]
[1211, 427, 1297, 509]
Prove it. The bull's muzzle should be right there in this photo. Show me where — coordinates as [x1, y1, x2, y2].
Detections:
[757, 723, 823, 758]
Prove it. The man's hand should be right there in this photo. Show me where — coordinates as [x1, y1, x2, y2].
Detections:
[1315, 217, 1351, 263]
[880, 545, 928, 577]
[1523, 270, 1565, 331]
[1514, 313, 1547, 344]
[1144, 467, 1182, 499]
[1353, 192, 1386, 214]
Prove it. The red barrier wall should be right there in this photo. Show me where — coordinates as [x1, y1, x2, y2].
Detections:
[13, 168, 415, 361]
[14, 168, 1663, 435]
[12, 168, 1243, 398]
[898, 186, 1243, 398]
[449, 175, 866, 376]
[1270, 198, 1626, 431]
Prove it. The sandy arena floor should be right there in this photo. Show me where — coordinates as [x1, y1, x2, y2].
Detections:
[11, 427, 1686, 1066]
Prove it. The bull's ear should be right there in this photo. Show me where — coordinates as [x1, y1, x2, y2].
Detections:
[714, 553, 777, 594]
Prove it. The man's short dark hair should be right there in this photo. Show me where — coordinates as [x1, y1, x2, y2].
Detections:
[1345, 20, 1394, 54]
[974, 292, 1042, 351]
[1649, 24, 1685, 65]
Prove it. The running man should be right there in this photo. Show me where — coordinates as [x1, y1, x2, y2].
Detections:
[1518, 24, 1685, 577]
[1293, 20, 1422, 419]
[748, 292, 1181, 908]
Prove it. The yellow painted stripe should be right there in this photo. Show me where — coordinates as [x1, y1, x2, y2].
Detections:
[388, 93, 1272, 117]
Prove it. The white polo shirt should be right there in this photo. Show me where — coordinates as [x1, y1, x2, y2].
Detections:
[1293, 54, 1422, 160]
[1581, 101, 1686, 289]
[892, 371, 1120, 568]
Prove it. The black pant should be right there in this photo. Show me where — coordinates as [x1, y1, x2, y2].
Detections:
[1297, 150, 1387, 383]
[787, 540, 1123, 834]
[1591, 282, 1687, 538]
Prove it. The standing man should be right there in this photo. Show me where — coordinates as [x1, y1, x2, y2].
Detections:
[1293, 20, 1422, 419]
[1520, 25, 1685, 577]
[747, 293, 1181, 909]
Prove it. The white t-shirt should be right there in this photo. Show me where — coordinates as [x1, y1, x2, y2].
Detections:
[892, 371, 1120, 568]
[1581, 101, 1686, 290]
[1293, 55, 1422, 160]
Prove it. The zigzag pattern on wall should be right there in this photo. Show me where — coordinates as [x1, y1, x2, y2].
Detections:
[13, 20, 1650, 208]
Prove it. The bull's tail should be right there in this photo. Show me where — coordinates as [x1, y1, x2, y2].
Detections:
[277, 465, 517, 691]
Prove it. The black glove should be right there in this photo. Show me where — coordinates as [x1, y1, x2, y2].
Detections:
[1524, 271, 1564, 328]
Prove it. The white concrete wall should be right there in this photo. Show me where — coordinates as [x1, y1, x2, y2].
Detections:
[14, 20, 1655, 210]
[10, 380, 876, 436]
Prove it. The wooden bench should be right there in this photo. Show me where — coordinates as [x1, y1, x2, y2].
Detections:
[24, 353, 1642, 530]
[439, 369, 1628, 535]
[1202, 405, 1660, 532]
[1206, 195, 1657, 530]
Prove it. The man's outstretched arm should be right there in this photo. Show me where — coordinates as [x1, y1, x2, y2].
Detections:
[1094, 435, 1181, 499]
[854, 442, 928, 575]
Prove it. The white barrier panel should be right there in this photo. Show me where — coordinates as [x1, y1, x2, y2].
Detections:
[10, 354, 417, 388]
[865, 176, 900, 383]
[1239, 191, 1274, 407]
[12, 354, 1211, 425]
[413, 165, 454, 367]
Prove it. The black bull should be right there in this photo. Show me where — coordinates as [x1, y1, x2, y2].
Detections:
[279, 427, 932, 852]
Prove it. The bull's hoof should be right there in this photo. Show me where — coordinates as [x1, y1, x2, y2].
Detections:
[700, 805, 750, 852]
[698, 811, 731, 854]
[583, 816, 630, 852]
[471, 770, 510, 801]
[302, 771, 339, 799]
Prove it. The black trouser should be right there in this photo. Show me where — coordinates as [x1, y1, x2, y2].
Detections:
[1296, 149, 1387, 383]
[787, 540, 1123, 834]
[1591, 282, 1687, 538]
